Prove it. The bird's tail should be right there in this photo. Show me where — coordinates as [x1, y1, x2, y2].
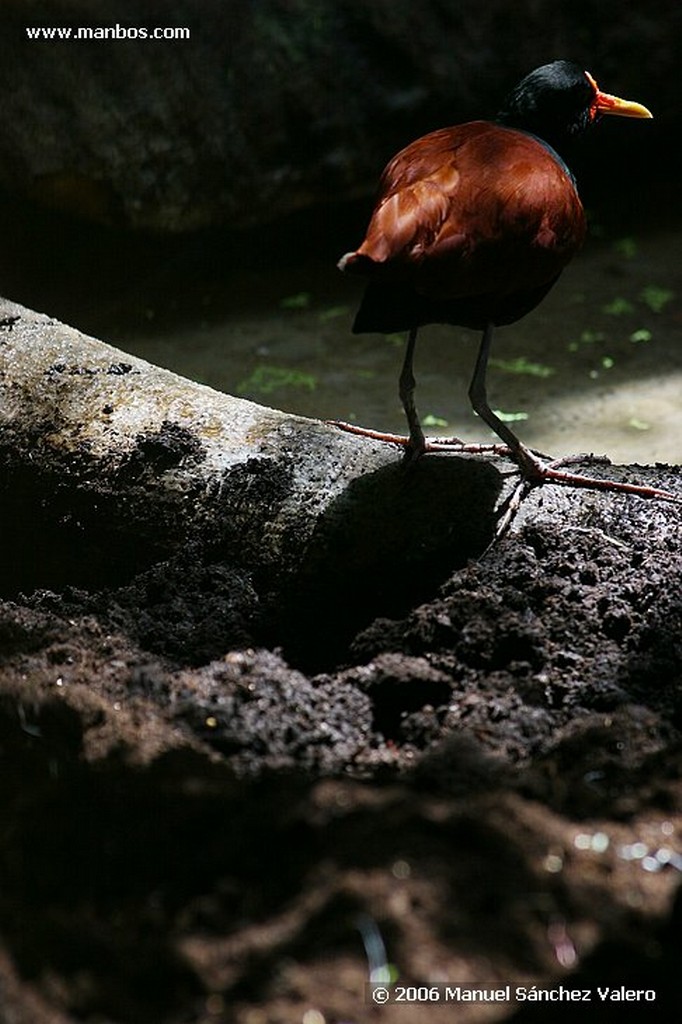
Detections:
[337, 251, 376, 274]
[338, 251, 419, 333]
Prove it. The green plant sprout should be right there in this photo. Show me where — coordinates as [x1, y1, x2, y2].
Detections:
[422, 413, 449, 428]
[613, 237, 638, 258]
[318, 305, 349, 322]
[279, 292, 311, 310]
[629, 329, 652, 343]
[602, 297, 634, 316]
[639, 285, 674, 314]
[492, 409, 529, 423]
[237, 365, 317, 395]
[490, 356, 554, 378]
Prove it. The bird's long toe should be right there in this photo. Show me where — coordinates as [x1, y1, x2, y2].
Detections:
[510, 446, 680, 504]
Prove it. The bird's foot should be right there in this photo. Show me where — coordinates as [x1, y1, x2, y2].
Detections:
[326, 420, 413, 447]
[328, 420, 513, 457]
[328, 419, 464, 455]
[402, 435, 426, 465]
[493, 449, 679, 543]
[510, 445, 681, 504]
[328, 420, 680, 504]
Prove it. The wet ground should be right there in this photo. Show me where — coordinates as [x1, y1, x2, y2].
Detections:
[0, 471, 680, 1023]
[0, 189, 681, 1023]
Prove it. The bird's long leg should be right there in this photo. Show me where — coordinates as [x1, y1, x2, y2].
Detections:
[330, 323, 678, 504]
[469, 322, 680, 506]
[330, 324, 467, 452]
[326, 418, 508, 455]
[399, 326, 427, 460]
[468, 323, 532, 460]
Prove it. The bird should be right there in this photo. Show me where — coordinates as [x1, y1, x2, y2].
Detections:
[337, 60, 656, 491]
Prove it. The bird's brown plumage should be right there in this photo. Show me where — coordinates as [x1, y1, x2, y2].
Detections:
[337, 61, 652, 475]
[341, 122, 586, 332]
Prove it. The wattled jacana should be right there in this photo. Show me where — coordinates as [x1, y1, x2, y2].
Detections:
[337, 61, 673, 502]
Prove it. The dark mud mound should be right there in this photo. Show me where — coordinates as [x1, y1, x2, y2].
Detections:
[0, 470, 681, 1023]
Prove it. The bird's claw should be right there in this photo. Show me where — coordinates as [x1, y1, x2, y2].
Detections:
[509, 446, 681, 505]
[328, 420, 680, 505]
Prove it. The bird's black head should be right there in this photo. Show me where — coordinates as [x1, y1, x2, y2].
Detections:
[496, 60, 652, 157]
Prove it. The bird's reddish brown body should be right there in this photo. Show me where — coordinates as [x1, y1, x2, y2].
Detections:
[343, 122, 587, 332]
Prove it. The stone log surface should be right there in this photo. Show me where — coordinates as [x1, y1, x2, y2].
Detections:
[1, 0, 680, 230]
[0, 295, 681, 1023]
[0, 295, 502, 659]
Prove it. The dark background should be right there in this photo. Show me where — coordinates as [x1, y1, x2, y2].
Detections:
[0, 0, 680, 335]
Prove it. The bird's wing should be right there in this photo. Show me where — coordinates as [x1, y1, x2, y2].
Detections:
[353, 126, 477, 266]
[347, 123, 585, 296]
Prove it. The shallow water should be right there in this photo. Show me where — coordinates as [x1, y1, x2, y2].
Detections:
[114, 226, 681, 466]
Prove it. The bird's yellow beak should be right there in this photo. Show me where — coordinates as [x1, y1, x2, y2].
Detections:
[585, 71, 653, 120]
[595, 91, 653, 119]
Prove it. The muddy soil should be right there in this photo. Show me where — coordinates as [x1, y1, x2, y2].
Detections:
[0, 464, 681, 1024]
